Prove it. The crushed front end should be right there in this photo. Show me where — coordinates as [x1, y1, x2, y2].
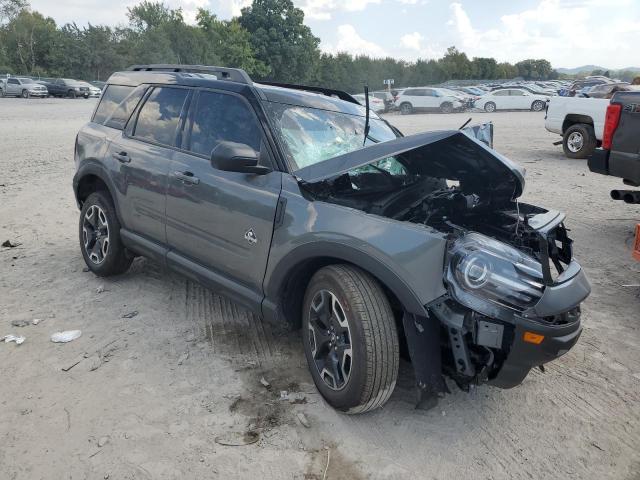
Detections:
[430, 206, 590, 390]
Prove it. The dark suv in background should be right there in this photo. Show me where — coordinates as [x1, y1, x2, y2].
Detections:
[73, 64, 590, 413]
[41, 78, 90, 98]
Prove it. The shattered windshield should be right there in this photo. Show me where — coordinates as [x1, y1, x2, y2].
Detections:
[266, 102, 398, 171]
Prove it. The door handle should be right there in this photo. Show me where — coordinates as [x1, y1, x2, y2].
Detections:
[174, 171, 200, 185]
[112, 151, 130, 163]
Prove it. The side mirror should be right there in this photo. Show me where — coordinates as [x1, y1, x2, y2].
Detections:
[210, 141, 270, 175]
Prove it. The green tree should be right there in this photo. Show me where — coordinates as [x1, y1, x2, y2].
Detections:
[239, 0, 320, 83]
[3, 9, 57, 74]
[196, 9, 268, 76]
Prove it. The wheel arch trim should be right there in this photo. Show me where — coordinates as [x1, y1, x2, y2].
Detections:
[263, 241, 428, 326]
[73, 163, 122, 222]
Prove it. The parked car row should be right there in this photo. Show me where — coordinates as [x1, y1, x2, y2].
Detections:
[0, 75, 103, 99]
[354, 80, 576, 115]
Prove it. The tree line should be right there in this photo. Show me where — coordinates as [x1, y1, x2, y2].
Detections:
[0, 0, 560, 92]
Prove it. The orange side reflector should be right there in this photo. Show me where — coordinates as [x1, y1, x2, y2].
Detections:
[523, 332, 545, 345]
[633, 224, 640, 262]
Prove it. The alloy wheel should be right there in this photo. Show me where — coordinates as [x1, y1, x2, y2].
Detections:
[82, 205, 110, 264]
[307, 289, 353, 391]
[567, 132, 584, 153]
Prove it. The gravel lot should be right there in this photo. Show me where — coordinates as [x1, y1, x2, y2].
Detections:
[1, 98, 639, 480]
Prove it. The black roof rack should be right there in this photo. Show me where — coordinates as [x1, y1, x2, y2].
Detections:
[257, 81, 359, 105]
[127, 64, 253, 85]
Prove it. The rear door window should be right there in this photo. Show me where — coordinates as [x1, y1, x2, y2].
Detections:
[93, 85, 135, 124]
[186, 90, 262, 156]
[133, 87, 190, 147]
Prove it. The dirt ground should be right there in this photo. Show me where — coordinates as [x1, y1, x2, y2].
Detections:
[1, 98, 639, 480]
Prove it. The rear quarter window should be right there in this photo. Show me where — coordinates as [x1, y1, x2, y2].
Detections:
[92, 85, 135, 125]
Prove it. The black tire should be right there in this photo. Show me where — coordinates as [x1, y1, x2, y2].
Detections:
[531, 100, 545, 112]
[399, 102, 413, 115]
[302, 264, 399, 414]
[79, 191, 133, 276]
[440, 102, 453, 113]
[562, 123, 596, 159]
[484, 101, 496, 112]
[21, 89, 29, 99]
[0, 88, 4, 97]
[68, 89, 76, 99]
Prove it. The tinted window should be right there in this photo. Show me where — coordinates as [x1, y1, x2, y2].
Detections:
[424, 89, 436, 97]
[493, 90, 508, 96]
[509, 89, 525, 96]
[134, 87, 189, 147]
[403, 89, 420, 96]
[8, 78, 19, 85]
[93, 85, 135, 125]
[104, 86, 146, 130]
[188, 91, 261, 156]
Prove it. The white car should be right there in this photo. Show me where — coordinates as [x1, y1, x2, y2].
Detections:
[474, 88, 548, 112]
[353, 94, 386, 113]
[395, 87, 464, 114]
[78, 81, 101, 98]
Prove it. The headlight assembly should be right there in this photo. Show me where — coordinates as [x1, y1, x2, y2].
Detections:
[446, 233, 545, 315]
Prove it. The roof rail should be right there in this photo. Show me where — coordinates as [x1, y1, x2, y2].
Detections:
[257, 81, 359, 105]
[127, 64, 253, 85]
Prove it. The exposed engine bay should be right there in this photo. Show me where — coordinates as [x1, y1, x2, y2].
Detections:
[303, 170, 570, 270]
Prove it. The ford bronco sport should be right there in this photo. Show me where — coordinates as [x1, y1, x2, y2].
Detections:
[73, 65, 591, 413]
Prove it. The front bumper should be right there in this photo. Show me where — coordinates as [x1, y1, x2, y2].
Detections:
[490, 311, 582, 388]
[434, 259, 589, 389]
[490, 261, 589, 388]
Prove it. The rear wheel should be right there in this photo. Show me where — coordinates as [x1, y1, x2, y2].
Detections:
[562, 123, 596, 159]
[79, 191, 133, 276]
[399, 102, 413, 115]
[531, 100, 545, 111]
[302, 265, 399, 414]
[484, 101, 496, 112]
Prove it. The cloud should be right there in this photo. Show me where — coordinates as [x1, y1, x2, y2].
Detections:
[302, 0, 413, 21]
[447, 0, 640, 69]
[322, 24, 388, 57]
[400, 32, 423, 51]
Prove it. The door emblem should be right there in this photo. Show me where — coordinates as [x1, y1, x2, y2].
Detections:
[244, 228, 258, 245]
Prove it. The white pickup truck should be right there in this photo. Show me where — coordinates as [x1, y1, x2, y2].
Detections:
[544, 96, 609, 158]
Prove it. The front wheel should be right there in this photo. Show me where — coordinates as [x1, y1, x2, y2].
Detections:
[484, 101, 496, 112]
[302, 265, 399, 414]
[531, 100, 545, 111]
[79, 191, 133, 276]
[68, 89, 76, 99]
[562, 123, 596, 159]
[21, 89, 29, 99]
[440, 102, 453, 113]
[399, 102, 413, 115]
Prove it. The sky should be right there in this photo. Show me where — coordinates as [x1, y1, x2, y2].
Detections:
[29, 0, 640, 69]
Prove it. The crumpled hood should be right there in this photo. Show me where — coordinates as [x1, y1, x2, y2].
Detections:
[295, 130, 526, 200]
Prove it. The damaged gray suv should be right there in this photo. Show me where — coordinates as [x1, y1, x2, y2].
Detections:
[73, 65, 591, 413]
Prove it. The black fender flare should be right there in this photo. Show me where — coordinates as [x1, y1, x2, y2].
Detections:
[265, 241, 428, 318]
[73, 161, 123, 221]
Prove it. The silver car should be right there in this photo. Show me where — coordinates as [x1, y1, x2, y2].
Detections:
[0, 77, 48, 98]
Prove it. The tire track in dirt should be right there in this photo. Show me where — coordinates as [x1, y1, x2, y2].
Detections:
[184, 279, 276, 365]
